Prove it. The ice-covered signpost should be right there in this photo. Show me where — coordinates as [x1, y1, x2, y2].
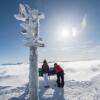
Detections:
[14, 3, 45, 100]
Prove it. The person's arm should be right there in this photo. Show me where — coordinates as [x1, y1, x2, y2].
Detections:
[53, 66, 56, 74]
[42, 65, 44, 73]
[47, 64, 49, 71]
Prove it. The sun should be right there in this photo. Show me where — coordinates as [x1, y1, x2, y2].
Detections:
[54, 25, 71, 42]
[61, 28, 70, 39]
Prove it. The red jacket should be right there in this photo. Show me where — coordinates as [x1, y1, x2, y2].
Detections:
[54, 64, 63, 74]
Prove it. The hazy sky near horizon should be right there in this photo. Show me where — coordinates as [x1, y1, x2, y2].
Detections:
[0, 0, 100, 64]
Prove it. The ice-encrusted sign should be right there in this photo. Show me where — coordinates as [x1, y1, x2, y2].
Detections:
[14, 3, 45, 47]
[14, 3, 45, 100]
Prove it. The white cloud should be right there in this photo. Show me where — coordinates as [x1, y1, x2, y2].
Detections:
[72, 15, 87, 37]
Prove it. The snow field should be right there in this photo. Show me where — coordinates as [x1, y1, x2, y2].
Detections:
[0, 60, 100, 100]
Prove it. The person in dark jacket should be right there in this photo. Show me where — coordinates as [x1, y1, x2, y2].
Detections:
[42, 60, 49, 88]
[54, 63, 64, 88]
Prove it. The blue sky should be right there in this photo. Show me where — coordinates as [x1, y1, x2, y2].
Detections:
[0, 0, 100, 64]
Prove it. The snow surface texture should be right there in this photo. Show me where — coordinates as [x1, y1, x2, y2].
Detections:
[0, 60, 100, 100]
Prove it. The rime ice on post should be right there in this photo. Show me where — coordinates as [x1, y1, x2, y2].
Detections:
[14, 3, 45, 100]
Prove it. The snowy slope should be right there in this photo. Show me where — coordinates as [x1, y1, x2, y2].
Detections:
[0, 60, 100, 100]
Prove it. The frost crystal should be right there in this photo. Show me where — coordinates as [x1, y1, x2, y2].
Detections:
[14, 3, 45, 47]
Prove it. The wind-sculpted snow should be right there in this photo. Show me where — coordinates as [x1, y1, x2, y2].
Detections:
[0, 60, 100, 100]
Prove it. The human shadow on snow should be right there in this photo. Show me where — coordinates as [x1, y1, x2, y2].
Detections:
[39, 79, 65, 100]
[52, 87, 65, 100]
[39, 87, 65, 100]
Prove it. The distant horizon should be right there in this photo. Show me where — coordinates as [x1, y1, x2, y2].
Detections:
[1, 58, 100, 65]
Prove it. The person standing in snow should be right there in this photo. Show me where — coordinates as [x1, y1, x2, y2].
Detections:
[54, 63, 64, 88]
[42, 60, 49, 88]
